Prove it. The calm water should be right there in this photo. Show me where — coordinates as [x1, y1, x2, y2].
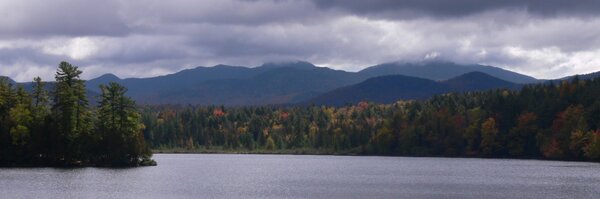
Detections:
[1, 154, 600, 199]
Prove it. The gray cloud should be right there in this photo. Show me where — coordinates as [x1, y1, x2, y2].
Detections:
[311, 0, 600, 19]
[0, 0, 129, 38]
[1, 0, 600, 82]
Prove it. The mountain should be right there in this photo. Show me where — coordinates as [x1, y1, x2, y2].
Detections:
[305, 75, 449, 106]
[559, 71, 600, 81]
[258, 61, 317, 70]
[0, 76, 15, 85]
[88, 61, 366, 105]
[358, 61, 538, 84]
[146, 66, 364, 105]
[306, 71, 521, 106]
[74, 61, 537, 106]
[2, 61, 543, 106]
[87, 73, 121, 90]
[86, 64, 256, 94]
[442, 71, 520, 92]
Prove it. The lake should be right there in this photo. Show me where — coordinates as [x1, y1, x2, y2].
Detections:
[1, 154, 599, 198]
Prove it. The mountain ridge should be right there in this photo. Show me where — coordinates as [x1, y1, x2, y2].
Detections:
[358, 61, 538, 84]
[1, 61, 549, 106]
[83, 61, 536, 105]
[443, 71, 521, 92]
[305, 71, 522, 106]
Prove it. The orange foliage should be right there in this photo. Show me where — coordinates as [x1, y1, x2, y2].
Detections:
[543, 139, 565, 159]
[358, 101, 369, 110]
[517, 112, 537, 126]
[280, 111, 289, 120]
[213, 109, 225, 117]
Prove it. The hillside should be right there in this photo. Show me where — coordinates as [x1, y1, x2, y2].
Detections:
[306, 72, 522, 106]
[147, 66, 364, 105]
[560, 71, 600, 81]
[88, 61, 365, 105]
[358, 61, 538, 84]
[442, 71, 520, 92]
[305, 75, 450, 106]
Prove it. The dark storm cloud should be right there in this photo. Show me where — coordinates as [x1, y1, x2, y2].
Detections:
[311, 0, 600, 18]
[0, 0, 129, 38]
[120, 0, 329, 26]
[1, 0, 600, 81]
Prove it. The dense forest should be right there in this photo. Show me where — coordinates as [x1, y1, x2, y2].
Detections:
[142, 76, 600, 161]
[0, 62, 154, 167]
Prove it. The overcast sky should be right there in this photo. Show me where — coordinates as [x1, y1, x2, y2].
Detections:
[2, 0, 600, 81]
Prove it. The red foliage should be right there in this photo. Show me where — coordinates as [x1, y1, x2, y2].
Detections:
[543, 139, 564, 159]
[551, 111, 566, 135]
[517, 112, 537, 126]
[213, 109, 225, 117]
[594, 129, 600, 136]
[280, 111, 289, 120]
[453, 115, 465, 128]
[358, 101, 369, 110]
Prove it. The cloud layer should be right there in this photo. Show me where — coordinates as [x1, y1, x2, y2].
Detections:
[1, 0, 600, 81]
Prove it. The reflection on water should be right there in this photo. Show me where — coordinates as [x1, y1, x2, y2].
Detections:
[1, 154, 600, 198]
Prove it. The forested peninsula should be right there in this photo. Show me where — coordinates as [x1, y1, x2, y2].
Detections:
[0, 62, 155, 167]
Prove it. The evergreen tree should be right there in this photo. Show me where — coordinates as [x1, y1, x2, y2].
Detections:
[0, 79, 15, 162]
[97, 82, 152, 165]
[30, 77, 50, 160]
[52, 61, 92, 163]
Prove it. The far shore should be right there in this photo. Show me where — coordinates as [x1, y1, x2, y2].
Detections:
[152, 147, 361, 156]
[150, 148, 600, 163]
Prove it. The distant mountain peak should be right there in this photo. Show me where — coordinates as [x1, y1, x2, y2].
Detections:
[95, 73, 120, 81]
[359, 61, 538, 84]
[560, 70, 600, 81]
[415, 59, 452, 65]
[259, 60, 316, 69]
[212, 64, 244, 68]
[304, 74, 449, 106]
[87, 73, 122, 90]
[0, 76, 16, 84]
[448, 71, 497, 80]
[443, 71, 519, 92]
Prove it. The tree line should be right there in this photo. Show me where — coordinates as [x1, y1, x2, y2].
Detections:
[0, 62, 154, 166]
[141, 76, 600, 161]
[3, 61, 600, 164]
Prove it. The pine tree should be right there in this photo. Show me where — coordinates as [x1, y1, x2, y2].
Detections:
[52, 61, 92, 163]
[30, 77, 50, 160]
[97, 82, 151, 165]
[0, 79, 15, 162]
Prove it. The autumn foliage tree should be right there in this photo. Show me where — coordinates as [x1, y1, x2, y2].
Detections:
[508, 112, 539, 157]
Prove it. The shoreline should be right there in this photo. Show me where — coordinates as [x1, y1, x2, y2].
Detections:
[151, 148, 600, 163]
[152, 147, 361, 156]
